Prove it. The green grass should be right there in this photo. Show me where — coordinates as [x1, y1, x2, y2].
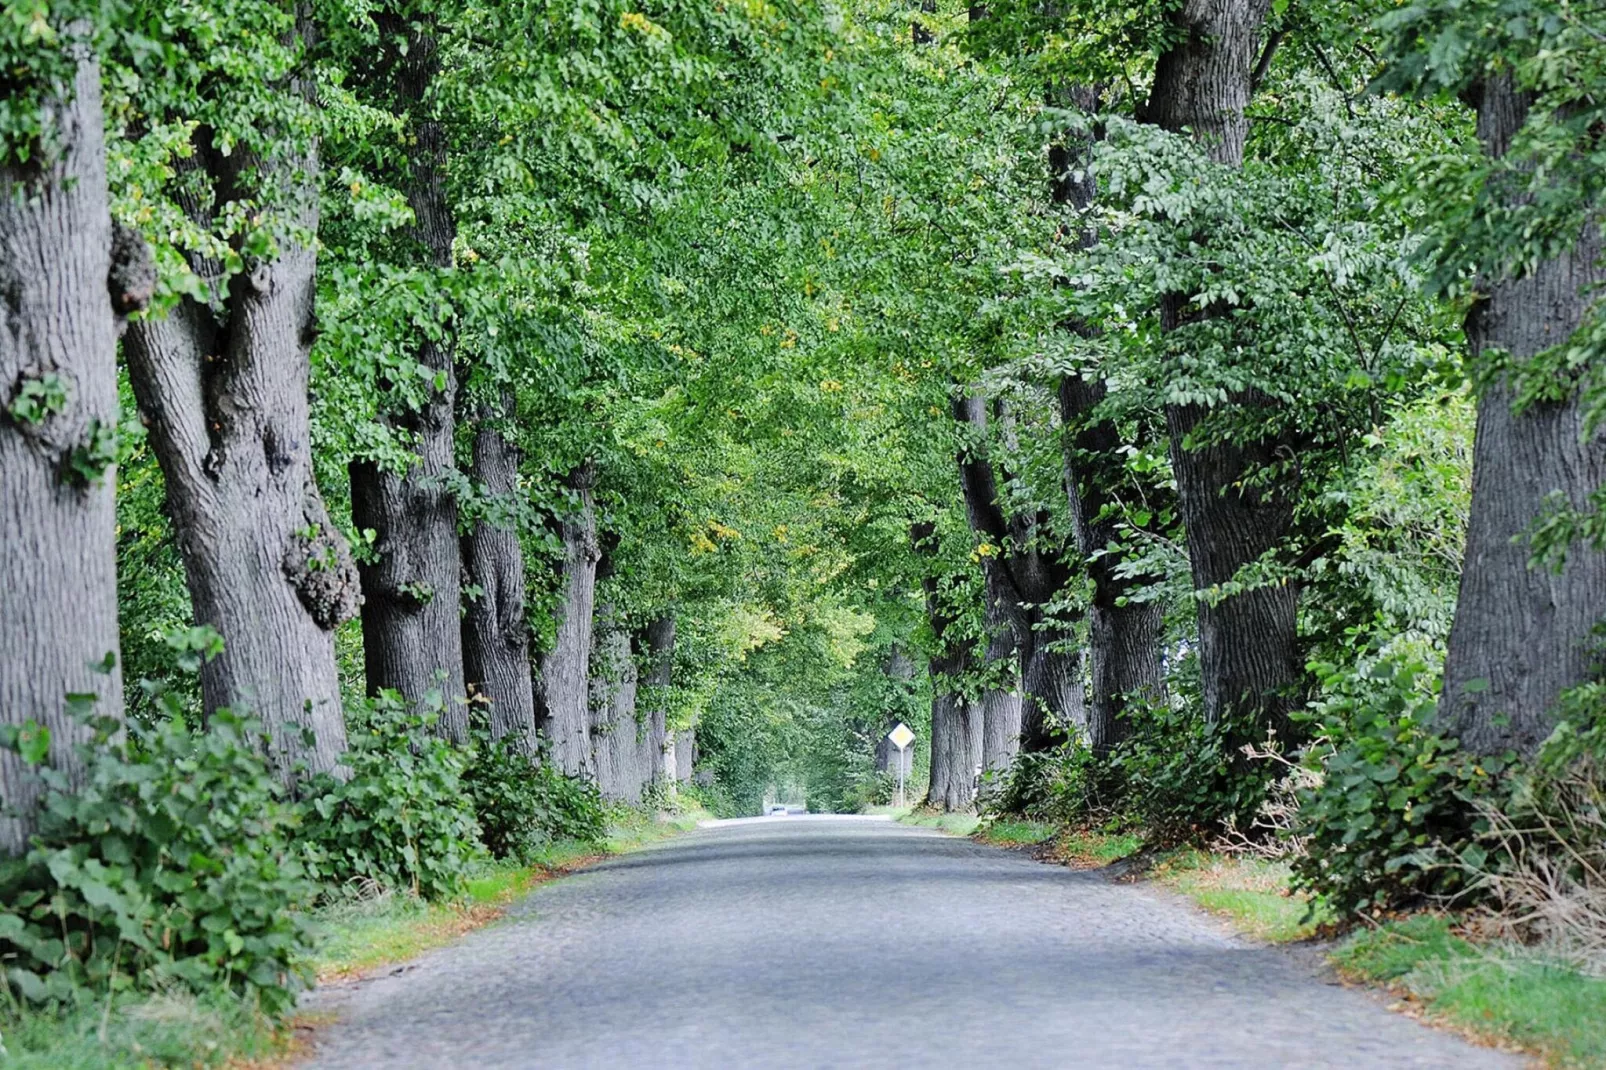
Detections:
[1334, 915, 1606, 1068]
[1051, 828, 1144, 867]
[978, 818, 1058, 846]
[1150, 849, 1333, 944]
[316, 807, 711, 981]
[896, 809, 982, 836]
[0, 991, 293, 1069]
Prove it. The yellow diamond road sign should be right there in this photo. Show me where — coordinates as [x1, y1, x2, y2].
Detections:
[888, 722, 914, 750]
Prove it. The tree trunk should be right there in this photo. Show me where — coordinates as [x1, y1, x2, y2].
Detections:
[589, 606, 643, 802]
[915, 523, 982, 810]
[124, 55, 359, 788]
[1143, 0, 1296, 736]
[349, 19, 465, 739]
[1059, 377, 1169, 753]
[1052, 87, 1170, 754]
[1440, 76, 1606, 759]
[535, 463, 599, 777]
[953, 390, 1079, 754]
[673, 729, 696, 782]
[0, 47, 133, 854]
[461, 397, 535, 748]
[641, 614, 676, 785]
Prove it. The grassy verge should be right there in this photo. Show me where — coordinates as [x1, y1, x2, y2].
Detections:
[1333, 915, 1606, 1068]
[895, 808, 981, 837]
[0, 991, 294, 1069]
[1148, 849, 1332, 943]
[0, 807, 708, 1069]
[314, 807, 709, 982]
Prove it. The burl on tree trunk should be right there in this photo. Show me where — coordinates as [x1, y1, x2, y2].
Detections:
[0, 45, 142, 854]
[1440, 76, 1606, 759]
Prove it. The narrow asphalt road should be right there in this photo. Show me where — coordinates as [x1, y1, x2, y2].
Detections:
[302, 817, 1522, 1069]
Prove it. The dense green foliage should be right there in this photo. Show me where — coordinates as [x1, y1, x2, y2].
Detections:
[301, 695, 484, 902]
[464, 725, 607, 861]
[3, 0, 1606, 1057]
[0, 711, 314, 1013]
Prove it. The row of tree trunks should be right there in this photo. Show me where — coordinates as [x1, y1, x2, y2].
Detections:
[349, 15, 467, 740]
[536, 463, 600, 776]
[0, 45, 133, 854]
[952, 390, 1081, 764]
[125, 13, 360, 789]
[1141, 0, 1301, 739]
[1440, 75, 1606, 758]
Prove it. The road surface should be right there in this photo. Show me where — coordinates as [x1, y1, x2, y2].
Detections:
[302, 816, 1521, 1069]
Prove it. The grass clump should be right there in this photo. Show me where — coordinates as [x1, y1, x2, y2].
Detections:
[1333, 915, 1606, 1067]
[1152, 850, 1333, 943]
[978, 818, 1058, 846]
[897, 809, 982, 837]
[0, 990, 292, 1069]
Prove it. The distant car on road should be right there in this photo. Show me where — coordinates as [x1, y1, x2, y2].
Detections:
[767, 804, 788, 816]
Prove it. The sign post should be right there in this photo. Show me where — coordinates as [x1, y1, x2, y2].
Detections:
[887, 722, 915, 807]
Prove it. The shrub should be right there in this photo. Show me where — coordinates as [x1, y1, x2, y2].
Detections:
[1291, 657, 1496, 917]
[300, 692, 483, 902]
[0, 709, 315, 1013]
[462, 723, 606, 861]
[1109, 701, 1274, 844]
[985, 743, 1126, 826]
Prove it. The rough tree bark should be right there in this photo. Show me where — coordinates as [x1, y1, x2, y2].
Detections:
[1440, 76, 1606, 758]
[0, 44, 141, 854]
[461, 394, 535, 747]
[640, 613, 676, 785]
[124, 23, 360, 787]
[952, 391, 1081, 761]
[1051, 84, 1168, 754]
[1142, 0, 1299, 736]
[535, 463, 599, 777]
[589, 604, 644, 802]
[348, 16, 465, 739]
[673, 729, 696, 782]
[914, 522, 982, 811]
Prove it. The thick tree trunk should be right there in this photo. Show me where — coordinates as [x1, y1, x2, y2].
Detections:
[589, 606, 644, 802]
[0, 48, 133, 854]
[641, 614, 676, 785]
[1052, 90, 1170, 754]
[1059, 377, 1169, 752]
[350, 20, 465, 739]
[461, 399, 535, 747]
[535, 464, 599, 777]
[125, 75, 359, 788]
[926, 685, 981, 812]
[1440, 77, 1606, 758]
[915, 524, 982, 810]
[673, 729, 696, 782]
[1143, 0, 1296, 736]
